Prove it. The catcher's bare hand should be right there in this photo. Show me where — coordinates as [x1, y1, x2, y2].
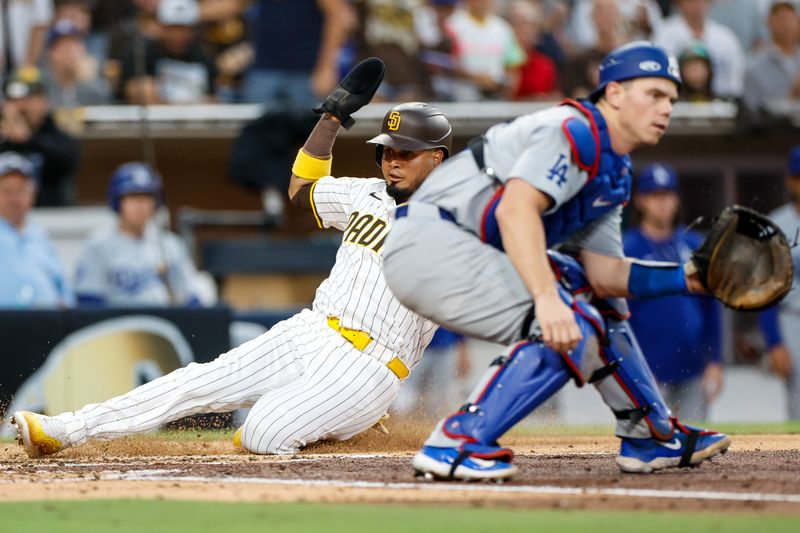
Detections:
[767, 345, 794, 380]
[537, 291, 582, 353]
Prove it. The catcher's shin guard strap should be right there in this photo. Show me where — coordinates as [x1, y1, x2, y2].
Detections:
[679, 429, 700, 467]
[627, 262, 687, 299]
[591, 320, 673, 440]
[613, 405, 651, 425]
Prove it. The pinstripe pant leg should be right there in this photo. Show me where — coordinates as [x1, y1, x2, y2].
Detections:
[240, 347, 400, 455]
[57, 320, 305, 445]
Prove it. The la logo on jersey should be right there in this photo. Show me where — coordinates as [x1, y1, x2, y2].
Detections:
[343, 211, 389, 254]
[387, 111, 401, 131]
[546, 154, 569, 187]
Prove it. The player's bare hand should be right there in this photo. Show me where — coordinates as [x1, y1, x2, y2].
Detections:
[536, 291, 582, 353]
[767, 344, 793, 380]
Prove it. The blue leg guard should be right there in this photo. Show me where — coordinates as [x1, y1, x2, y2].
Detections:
[435, 297, 602, 449]
[589, 319, 674, 440]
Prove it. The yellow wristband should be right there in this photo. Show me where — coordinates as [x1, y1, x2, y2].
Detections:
[292, 149, 332, 181]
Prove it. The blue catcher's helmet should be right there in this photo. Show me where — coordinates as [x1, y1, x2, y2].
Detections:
[589, 41, 681, 102]
[107, 162, 163, 212]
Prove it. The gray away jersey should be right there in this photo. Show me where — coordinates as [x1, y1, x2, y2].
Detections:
[74, 224, 201, 306]
[411, 105, 624, 257]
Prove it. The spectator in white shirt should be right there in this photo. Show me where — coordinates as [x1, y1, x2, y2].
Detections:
[653, 0, 745, 99]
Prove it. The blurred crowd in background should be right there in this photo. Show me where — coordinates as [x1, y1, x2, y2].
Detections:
[0, 0, 798, 109]
[1, 0, 797, 207]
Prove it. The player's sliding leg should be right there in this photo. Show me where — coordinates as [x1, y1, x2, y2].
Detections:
[590, 318, 731, 473]
[235, 344, 400, 454]
[13, 323, 303, 458]
[412, 293, 603, 481]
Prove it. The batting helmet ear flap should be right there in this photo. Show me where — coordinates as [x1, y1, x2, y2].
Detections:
[374, 144, 384, 168]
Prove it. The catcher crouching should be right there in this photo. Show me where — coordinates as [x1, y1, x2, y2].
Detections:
[382, 41, 793, 481]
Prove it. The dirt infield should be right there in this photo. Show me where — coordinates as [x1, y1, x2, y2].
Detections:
[2, 425, 800, 514]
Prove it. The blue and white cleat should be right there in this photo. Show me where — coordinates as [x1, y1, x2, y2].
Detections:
[616, 421, 731, 473]
[412, 445, 518, 481]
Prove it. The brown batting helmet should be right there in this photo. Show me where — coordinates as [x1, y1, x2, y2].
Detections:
[367, 102, 453, 166]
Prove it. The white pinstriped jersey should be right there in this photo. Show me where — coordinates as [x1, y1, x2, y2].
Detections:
[309, 175, 438, 369]
[46, 174, 440, 456]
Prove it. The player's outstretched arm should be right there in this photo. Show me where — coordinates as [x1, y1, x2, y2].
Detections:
[582, 250, 692, 300]
[288, 113, 341, 208]
[288, 57, 385, 208]
[580, 251, 631, 298]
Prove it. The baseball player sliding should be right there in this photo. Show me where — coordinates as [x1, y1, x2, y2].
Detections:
[382, 42, 744, 480]
[12, 58, 452, 457]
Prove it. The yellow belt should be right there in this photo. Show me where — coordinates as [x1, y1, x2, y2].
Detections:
[327, 317, 410, 380]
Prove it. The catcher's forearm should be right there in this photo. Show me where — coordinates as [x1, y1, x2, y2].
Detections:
[626, 260, 688, 299]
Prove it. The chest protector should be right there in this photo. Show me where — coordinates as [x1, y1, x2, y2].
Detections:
[480, 99, 632, 250]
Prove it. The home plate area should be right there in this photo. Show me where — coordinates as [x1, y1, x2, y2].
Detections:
[2, 432, 800, 513]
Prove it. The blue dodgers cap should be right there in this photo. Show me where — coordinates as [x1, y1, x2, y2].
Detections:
[789, 146, 800, 175]
[590, 41, 681, 102]
[0, 151, 35, 179]
[636, 163, 679, 193]
[47, 19, 85, 47]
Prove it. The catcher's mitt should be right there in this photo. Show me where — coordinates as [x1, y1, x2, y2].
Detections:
[688, 205, 794, 311]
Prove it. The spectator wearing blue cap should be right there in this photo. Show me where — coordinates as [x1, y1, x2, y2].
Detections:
[623, 163, 723, 421]
[758, 146, 800, 419]
[0, 152, 73, 308]
[74, 162, 204, 308]
[43, 18, 111, 109]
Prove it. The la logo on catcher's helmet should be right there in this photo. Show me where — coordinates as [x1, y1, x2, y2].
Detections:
[367, 102, 453, 167]
[589, 41, 681, 102]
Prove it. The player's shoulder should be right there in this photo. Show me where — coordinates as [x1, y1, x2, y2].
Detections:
[83, 224, 118, 247]
[333, 176, 384, 193]
[498, 105, 581, 141]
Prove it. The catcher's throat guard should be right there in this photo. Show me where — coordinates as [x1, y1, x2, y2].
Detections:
[688, 205, 794, 311]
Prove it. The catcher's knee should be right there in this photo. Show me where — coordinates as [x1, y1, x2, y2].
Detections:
[238, 417, 304, 455]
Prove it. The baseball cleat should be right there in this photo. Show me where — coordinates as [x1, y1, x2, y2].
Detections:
[412, 445, 518, 481]
[11, 411, 70, 458]
[232, 426, 243, 449]
[615, 422, 731, 473]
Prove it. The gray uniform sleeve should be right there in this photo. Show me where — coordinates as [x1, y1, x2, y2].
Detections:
[558, 206, 624, 258]
[508, 122, 588, 212]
